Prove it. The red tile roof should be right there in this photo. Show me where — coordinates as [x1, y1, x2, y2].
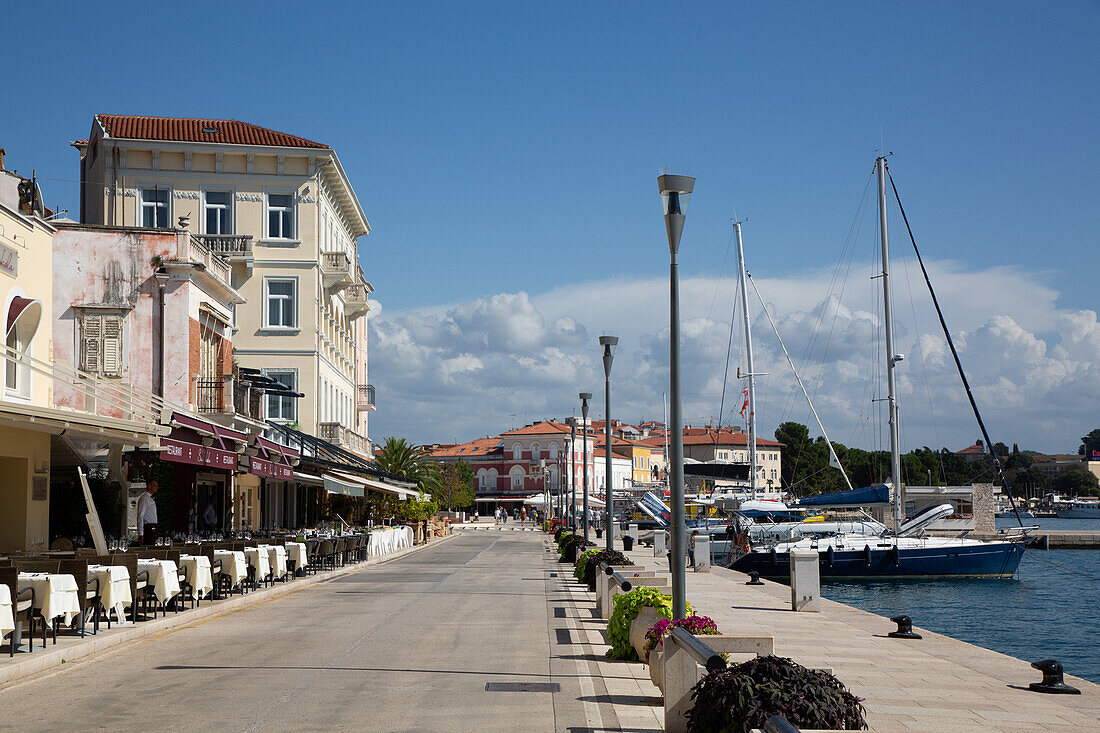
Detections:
[681, 427, 784, 448]
[500, 421, 571, 437]
[955, 444, 986, 455]
[429, 437, 500, 458]
[96, 114, 328, 149]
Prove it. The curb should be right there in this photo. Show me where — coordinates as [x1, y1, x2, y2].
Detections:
[0, 533, 459, 688]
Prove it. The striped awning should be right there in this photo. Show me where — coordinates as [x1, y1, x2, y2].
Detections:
[323, 471, 365, 497]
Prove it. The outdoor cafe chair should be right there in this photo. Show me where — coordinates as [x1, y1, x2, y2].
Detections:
[59, 559, 100, 637]
[12, 559, 60, 646]
[1, 565, 37, 655]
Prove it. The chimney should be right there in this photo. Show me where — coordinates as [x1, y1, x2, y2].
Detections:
[0, 148, 5, 171]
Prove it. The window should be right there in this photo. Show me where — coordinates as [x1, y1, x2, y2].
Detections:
[549, 443, 559, 460]
[267, 193, 294, 239]
[510, 467, 525, 490]
[4, 327, 30, 398]
[512, 443, 522, 460]
[531, 442, 540, 461]
[265, 278, 297, 328]
[79, 312, 123, 377]
[140, 188, 169, 228]
[266, 370, 297, 421]
[205, 191, 232, 234]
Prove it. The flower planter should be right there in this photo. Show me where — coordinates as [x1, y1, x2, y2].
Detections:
[629, 606, 662, 661]
[649, 645, 664, 691]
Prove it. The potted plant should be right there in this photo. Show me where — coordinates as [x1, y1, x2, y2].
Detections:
[606, 586, 692, 661]
[576, 549, 632, 591]
[642, 615, 720, 691]
[685, 655, 868, 732]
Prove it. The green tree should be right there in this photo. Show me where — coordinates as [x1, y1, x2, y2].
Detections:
[375, 437, 442, 495]
[1053, 466, 1100, 497]
[1078, 429, 1100, 459]
[434, 462, 476, 511]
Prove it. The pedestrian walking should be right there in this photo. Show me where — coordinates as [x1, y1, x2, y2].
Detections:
[688, 530, 699, 568]
[520, 507, 527, 526]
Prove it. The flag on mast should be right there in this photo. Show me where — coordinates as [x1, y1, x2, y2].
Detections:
[739, 386, 749, 418]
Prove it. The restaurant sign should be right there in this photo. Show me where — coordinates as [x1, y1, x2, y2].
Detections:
[162, 439, 241, 470]
[250, 456, 294, 481]
[0, 242, 17, 279]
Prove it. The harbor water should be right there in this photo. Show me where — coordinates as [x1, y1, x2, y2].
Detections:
[824, 518, 1100, 683]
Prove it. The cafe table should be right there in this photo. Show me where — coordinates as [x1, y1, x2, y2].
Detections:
[285, 542, 308, 573]
[212, 550, 248, 588]
[0, 584, 14, 641]
[17, 572, 81, 626]
[87, 564, 132, 623]
[135, 559, 181, 607]
[257, 545, 287, 581]
[178, 554, 214, 599]
[242, 547, 271, 586]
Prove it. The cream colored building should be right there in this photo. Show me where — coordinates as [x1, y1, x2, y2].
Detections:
[74, 115, 375, 455]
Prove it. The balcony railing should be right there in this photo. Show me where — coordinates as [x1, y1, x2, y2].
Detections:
[357, 383, 375, 411]
[318, 422, 368, 455]
[195, 234, 254, 261]
[321, 251, 352, 291]
[196, 378, 225, 414]
[184, 235, 232, 284]
[343, 282, 372, 319]
[194, 374, 265, 421]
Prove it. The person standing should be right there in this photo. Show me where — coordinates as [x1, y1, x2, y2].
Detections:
[203, 500, 218, 532]
[520, 507, 527, 526]
[137, 480, 159, 545]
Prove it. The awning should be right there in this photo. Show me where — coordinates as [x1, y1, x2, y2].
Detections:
[323, 471, 366, 497]
[161, 437, 238, 470]
[0, 401, 166, 447]
[362, 477, 419, 500]
[293, 470, 325, 486]
[7, 297, 42, 338]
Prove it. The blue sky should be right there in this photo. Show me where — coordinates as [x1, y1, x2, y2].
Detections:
[5, 3, 1099, 453]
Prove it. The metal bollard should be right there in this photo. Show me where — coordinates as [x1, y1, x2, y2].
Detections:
[746, 570, 764, 585]
[888, 615, 922, 639]
[1029, 659, 1081, 694]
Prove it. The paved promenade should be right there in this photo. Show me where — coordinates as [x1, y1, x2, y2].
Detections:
[0, 530, 624, 732]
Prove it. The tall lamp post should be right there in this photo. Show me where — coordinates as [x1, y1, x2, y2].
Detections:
[599, 335, 618, 551]
[659, 173, 694, 620]
[579, 392, 592, 542]
[566, 417, 577, 531]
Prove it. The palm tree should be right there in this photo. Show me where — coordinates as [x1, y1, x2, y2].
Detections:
[375, 437, 441, 495]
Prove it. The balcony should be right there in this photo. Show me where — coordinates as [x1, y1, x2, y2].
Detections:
[318, 422, 369, 455]
[343, 281, 373, 319]
[321, 251, 352, 292]
[183, 235, 232, 285]
[195, 234, 254, 271]
[357, 384, 376, 412]
[195, 374, 265, 422]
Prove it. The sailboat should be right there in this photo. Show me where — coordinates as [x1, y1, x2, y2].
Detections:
[728, 157, 1028, 579]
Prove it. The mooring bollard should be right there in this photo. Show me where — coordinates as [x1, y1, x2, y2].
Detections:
[888, 615, 922, 639]
[746, 570, 764, 585]
[1029, 659, 1081, 694]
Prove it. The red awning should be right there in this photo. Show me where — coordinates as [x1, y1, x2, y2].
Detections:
[170, 411, 248, 449]
[6, 297, 42, 338]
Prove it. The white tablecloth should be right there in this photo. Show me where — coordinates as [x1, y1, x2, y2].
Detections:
[87, 564, 131, 622]
[178, 555, 214, 599]
[257, 545, 287, 579]
[136, 560, 181, 606]
[0, 585, 13, 638]
[243, 547, 271, 582]
[367, 527, 414, 557]
[213, 550, 248, 587]
[285, 542, 308, 571]
[18, 572, 80, 626]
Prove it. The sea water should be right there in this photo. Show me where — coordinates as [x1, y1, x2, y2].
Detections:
[825, 518, 1100, 683]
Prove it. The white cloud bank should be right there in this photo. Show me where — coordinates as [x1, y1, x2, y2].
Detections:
[368, 260, 1100, 454]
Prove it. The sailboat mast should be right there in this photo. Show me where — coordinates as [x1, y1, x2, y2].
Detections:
[734, 221, 758, 500]
[876, 157, 904, 534]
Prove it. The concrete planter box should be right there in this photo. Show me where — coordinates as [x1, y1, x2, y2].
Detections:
[649, 645, 665, 691]
[629, 606, 662, 661]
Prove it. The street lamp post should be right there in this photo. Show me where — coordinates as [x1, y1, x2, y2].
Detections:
[659, 173, 694, 621]
[566, 417, 577, 531]
[599, 335, 618, 551]
[579, 392, 592, 542]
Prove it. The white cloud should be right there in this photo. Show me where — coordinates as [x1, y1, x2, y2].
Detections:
[368, 261, 1097, 454]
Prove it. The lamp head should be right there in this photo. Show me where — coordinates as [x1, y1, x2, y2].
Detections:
[599, 335, 618, 377]
[658, 174, 695, 255]
[579, 392, 592, 418]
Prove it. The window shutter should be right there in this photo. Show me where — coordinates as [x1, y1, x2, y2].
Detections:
[81, 314, 102, 373]
[103, 316, 123, 376]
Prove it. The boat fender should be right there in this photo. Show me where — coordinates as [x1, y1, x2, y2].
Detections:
[825, 545, 834, 568]
[887, 545, 900, 567]
[770, 548, 778, 567]
[888, 615, 922, 639]
[863, 544, 872, 566]
[1028, 659, 1080, 694]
